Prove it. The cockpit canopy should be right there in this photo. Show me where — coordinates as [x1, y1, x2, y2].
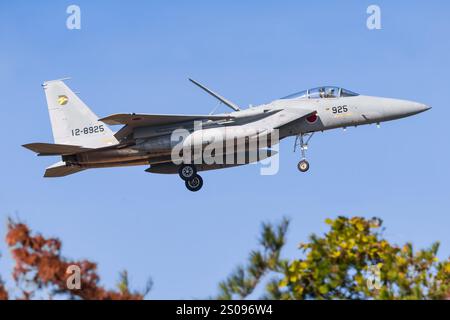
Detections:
[281, 87, 359, 100]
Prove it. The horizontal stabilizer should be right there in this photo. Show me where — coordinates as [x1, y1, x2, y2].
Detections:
[23, 143, 91, 156]
[99, 113, 234, 127]
[44, 161, 85, 178]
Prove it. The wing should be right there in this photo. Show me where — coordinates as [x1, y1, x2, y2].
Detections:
[99, 113, 234, 127]
[100, 113, 235, 142]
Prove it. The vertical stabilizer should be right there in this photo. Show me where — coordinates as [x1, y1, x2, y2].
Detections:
[42, 80, 118, 148]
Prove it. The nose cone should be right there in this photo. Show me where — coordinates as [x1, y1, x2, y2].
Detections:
[408, 102, 431, 115]
[386, 99, 431, 120]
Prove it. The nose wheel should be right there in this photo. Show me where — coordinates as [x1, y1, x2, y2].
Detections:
[297, 159, 310, 172]
[179, 164, 203, 192]
[294, 133, 314, 173]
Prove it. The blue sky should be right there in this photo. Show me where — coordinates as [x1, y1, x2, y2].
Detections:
[0, 0, 449, 299]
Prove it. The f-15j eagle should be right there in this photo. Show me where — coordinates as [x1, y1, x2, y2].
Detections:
[23, 79, 430, 191]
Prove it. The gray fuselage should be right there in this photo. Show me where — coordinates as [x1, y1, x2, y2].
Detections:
[63, 92, 430, 170]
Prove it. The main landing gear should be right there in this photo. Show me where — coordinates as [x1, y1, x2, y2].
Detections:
[294, 133, 314, 173]
[179, 164, 203, 192]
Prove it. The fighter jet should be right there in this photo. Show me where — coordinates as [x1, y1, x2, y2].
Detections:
[23, 79, 430, 191]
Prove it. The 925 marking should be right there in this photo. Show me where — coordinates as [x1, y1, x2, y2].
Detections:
[71, 125, 105, 136]
[332, 105, 349, 114]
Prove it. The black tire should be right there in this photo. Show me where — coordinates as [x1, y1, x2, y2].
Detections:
[179, 164, 197, 181]
[185, 174, 203, 192]
[297, 160, 310, 172]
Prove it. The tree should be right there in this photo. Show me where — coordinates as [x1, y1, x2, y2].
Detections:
[0, 253, 8, 300]
[1, 218, 151, 300]
[1, 216, 448, 300]
[218, 217, 450, 300]
[217, 218, 289, 300]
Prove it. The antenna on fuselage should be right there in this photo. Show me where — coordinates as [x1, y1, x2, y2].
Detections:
[189, 78, 241, 112]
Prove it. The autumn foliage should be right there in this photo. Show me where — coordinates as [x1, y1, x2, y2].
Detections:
[0, 273, 7, 300]
[280, 217, 450, 299]
[218, 217, 450, 300]
[2, 219, 149, 300]
[1, 216, 449, 300]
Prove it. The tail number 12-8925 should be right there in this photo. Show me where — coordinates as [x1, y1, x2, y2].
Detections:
[71, 125, 105, 137]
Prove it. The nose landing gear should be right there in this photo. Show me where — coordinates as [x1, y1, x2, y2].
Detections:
[294, 133, 314, 173]
[179, 164, 203, 192]
[297, 159, 310, 172]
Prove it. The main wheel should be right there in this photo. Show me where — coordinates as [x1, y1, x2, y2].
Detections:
[179, 164, 197, 181]
[297, 160, 310, 172]
[185, 175, 203, 192]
